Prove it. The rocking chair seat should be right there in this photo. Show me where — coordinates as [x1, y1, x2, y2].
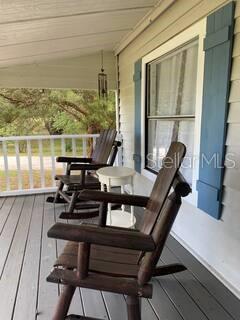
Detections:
[55, 174, 100, 190]
[55, 241, 140, 278]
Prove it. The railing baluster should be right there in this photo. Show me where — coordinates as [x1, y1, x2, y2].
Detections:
[61, 137, 66, 172]
[38, 139, 45, 188]
[50, 138, 56, 186]
[72, 138, 76, 156]
[93, 136, 97, 149]
[15, 141, 22, 190]
[82, 137, 87, 157]
[2, 141, 10, 191]
[0, 134, 99, 196]
[27, 140, 33, 189]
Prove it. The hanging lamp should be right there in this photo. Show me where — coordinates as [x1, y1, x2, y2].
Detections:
[98, 50, 108, 99]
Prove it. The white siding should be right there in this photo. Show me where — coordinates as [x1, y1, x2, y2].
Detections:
[118, 0, 240, 298]
[0, 52, 116, 89]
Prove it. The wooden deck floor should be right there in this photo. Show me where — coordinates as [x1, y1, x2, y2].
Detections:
[0, 194, 239, 320]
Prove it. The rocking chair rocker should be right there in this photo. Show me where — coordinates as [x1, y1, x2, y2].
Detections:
[46, 129, 121, 220]
[47, 142, 191, 320]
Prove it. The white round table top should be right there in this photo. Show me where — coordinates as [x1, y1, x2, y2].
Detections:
[97, 166, 135, 179]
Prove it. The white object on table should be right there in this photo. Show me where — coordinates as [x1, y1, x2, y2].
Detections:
[97, 166, 136, 228]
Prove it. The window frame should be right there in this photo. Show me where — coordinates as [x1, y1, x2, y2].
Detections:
[141, 19, 206, 205]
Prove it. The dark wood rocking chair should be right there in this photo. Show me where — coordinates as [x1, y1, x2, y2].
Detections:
[47, 142, 191, 320]
[46, 129, 121, 220]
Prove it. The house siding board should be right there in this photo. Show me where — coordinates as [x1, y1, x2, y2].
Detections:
[231, 56, 240, 79]
[226, 123, 240, 145]
[118, 0, 240, 298]
[228, 102, 240, 122]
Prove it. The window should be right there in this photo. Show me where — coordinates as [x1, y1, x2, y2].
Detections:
[140, 20, 206, 198]
[146, 40, 198, 182]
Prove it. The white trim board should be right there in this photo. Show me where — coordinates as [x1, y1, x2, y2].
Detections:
[115, 0, 176, 54]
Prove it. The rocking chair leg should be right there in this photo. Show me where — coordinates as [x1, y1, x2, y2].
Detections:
[52, 285, 76, 320]
[54, 181, 65, 202]
[126, 296, 141, 320]
[67, 191, 79, 214]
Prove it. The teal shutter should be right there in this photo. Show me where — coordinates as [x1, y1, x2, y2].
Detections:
[197, 2, 235, 219]
[133, 59, 142, 173]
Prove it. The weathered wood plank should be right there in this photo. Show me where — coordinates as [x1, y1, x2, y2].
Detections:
[156, 266, 208, 320]
[149, 279, 183, 320]
[0, 196, 25, 276]
[0, 195, 34, 319]
[161, 246, 234, 320]
[13, 195, 44, 320]
[0, 196, 15, 235]
[81, 289, 109, 319]
[166, 236, 240, 320]
[0, 197, 6, 209]
[141, 299, 158, 320]
[102, 292, 127, 320]
[36, 197, 63, 320]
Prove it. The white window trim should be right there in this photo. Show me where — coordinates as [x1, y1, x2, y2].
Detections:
[141, 19, 206, 206]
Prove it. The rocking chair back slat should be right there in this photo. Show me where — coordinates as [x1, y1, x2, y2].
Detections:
[92, 129, 117, 163]
[137, 142, 186, 285]
[138, 192, 182, 285]
[140, 142, 186, 235]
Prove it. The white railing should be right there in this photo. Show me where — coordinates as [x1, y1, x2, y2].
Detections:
[0, 134, 100, 196]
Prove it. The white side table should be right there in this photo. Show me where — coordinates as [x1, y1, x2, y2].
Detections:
[97, 166, 136, 228]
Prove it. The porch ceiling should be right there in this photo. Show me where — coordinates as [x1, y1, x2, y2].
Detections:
[0, 0, 158, 67]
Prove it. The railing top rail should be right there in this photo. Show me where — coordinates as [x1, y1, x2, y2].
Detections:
[0, 134, 100, 142]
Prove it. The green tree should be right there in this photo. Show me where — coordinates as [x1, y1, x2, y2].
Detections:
[0, 88, 116, 137]
[49, 89, 116, 134]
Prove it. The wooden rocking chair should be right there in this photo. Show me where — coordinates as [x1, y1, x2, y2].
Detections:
[47, 142, 191, 320]
[46, 129, 121, 219]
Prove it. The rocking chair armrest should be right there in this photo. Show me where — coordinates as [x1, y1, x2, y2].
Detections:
[48, 223, 155, 252]
[56, 156, 92, 163]
[79, 190, 149, 207]
[69, 163, 110, 171]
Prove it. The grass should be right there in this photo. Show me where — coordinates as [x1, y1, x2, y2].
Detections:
[0, 139, 86, 156]
[0, 169, 64, 191]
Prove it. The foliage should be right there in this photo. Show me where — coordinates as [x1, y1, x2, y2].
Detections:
[0, 88, 116, 136]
